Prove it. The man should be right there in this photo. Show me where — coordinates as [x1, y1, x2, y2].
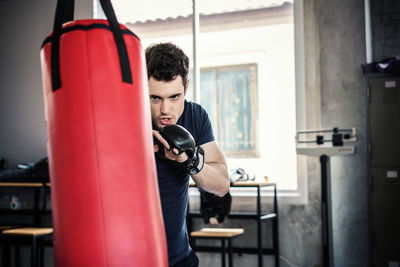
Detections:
[145, 43, 230, 267]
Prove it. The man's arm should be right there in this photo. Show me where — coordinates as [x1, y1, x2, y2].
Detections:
[153, 130, 229, 197]
[190, 141, 229, 197]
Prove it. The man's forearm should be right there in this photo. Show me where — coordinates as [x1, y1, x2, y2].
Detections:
[191, 161, 229, 197]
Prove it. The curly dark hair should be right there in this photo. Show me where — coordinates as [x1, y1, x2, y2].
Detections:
[145, 43, 189, 88]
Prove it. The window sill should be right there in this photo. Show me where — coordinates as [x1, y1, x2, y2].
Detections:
[189, 187, 308, 205]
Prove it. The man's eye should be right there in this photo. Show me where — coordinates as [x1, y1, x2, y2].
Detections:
[151, 96, 160, 101]
[170, 95, 180, 100]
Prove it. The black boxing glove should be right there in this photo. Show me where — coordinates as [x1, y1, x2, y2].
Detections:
[156, 125, 205, 175]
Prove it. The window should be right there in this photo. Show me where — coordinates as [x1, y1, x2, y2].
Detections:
[97, 0, 305, 198]
[188, 65, 258, 157]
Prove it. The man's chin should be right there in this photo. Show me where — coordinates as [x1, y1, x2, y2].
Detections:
[152, 121, 161, 130]
[152, 123, 171, 130]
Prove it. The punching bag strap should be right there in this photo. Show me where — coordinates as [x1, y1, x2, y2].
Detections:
[99, 0, 133, 85]
[63, 0, 74, 23]
[51, 0, 133, 91]
[51, 0, 71, 91]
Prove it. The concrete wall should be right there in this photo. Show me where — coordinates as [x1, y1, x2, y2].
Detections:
[0, 0, 93, 167]
[0, 0, 55, 167]
[1, 0, 399, 266]
[317, 0, 369, 266]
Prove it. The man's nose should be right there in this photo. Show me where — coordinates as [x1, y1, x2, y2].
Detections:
[160, 100, 170, 114]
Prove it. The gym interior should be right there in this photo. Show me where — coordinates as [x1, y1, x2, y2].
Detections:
[0, 0, 399, 266]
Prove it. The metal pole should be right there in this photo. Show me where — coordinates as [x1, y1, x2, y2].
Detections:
[228, 239, 233, 267]
[222, 239, 226, 267]
[257, 186, 263, 267]
[320, 155, 331, 267]
[33, 188, 40, 226]
[273, 184, 280, 267]
[365, 0, 373, 63]
[192, 0, 200, 103]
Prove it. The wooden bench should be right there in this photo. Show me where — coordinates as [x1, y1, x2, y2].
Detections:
[1, 227, 53, 267]
[190, 228, 244, 267]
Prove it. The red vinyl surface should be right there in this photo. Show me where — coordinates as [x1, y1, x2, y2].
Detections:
[41, 19, 168, 267]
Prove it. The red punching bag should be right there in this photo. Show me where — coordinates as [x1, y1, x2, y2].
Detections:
[40, 0, 168, 266]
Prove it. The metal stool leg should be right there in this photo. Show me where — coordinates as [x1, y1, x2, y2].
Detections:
[228, 239, 233, 267]
[15, 244, 20, 267]
[2, 243, 11, 267]
[39, 238, 45, 267]
[221, 239, 226, 267]
[31, 236, 37, 267]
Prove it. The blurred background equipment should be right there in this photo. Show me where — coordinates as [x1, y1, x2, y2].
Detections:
[296, 127, 357, 267]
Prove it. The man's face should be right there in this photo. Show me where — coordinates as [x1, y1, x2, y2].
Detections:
[149, 76, 187, 129]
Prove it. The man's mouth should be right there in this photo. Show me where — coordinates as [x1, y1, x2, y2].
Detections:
[159, 117, 172, 125]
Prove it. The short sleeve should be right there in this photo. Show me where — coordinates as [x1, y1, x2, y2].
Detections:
[178, 101, 215, 147]
[196, 105, 214, 146]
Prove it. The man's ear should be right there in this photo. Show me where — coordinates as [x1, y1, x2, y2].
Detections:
[184, 79, 190, 95]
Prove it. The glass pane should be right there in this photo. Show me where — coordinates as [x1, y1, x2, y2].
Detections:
[217, 68, 253, 152]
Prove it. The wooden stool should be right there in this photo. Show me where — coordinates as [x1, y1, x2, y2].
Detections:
[0, 226, 17, 267]
[1, 227, 53, 267]
[190, 228, 244, 267]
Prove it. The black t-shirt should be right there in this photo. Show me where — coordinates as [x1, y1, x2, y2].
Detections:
[156, 100, 214, 265]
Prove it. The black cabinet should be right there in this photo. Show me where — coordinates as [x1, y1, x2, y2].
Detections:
[365, 74, 400, 266]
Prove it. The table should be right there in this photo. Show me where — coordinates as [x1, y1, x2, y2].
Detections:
[188, 181, 279, 267]
[0, 181, 51, 266]
[0, 181, 51, 227]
